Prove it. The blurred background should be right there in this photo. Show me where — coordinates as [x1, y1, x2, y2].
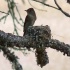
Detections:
[0, 0, 70, 70]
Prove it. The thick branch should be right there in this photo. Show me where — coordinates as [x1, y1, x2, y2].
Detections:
[46, 39, 70, 56]
[0, 26, 70, 56]
[0, 25, 70, 68]
[0, 30, 29, 47]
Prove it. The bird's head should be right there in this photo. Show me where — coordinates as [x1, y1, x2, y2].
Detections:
[25, 8, 37, 20]
[25, 8, 34, 13]
[25, 8, 36, 16]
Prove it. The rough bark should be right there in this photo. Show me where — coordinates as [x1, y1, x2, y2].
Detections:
[0, 25, 70, 67]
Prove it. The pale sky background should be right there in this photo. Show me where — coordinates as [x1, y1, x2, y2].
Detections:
[0, 0, 70, 70]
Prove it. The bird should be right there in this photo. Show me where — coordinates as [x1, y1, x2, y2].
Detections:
[23, 8, 37, 36]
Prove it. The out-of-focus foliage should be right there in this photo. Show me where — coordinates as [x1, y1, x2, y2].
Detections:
[0, 0, 24, 35]
[35, 0, 47, 3]
[22, 0, 25, 4]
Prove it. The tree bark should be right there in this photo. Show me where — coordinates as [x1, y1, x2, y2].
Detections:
[0, 25, 70, 67]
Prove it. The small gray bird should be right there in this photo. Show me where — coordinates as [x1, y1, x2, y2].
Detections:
[23, 8, 37, 35]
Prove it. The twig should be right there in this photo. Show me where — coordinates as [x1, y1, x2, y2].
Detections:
[32, 0, 59, 10]
[15, 5, 24, 24]
[32, 0, 70, 17]
[54, 0, 70, 17]
[28, 0, 47, 12]
[0, 0, 24, 35]
[0, 12, 9, 23]
[0, 11, 8, 14]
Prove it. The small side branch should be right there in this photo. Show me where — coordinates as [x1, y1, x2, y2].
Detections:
[0, 11, 8, 14]
[32, 0, 59, 10]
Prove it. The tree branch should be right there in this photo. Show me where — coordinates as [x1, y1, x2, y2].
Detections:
[54, 0, 70, 17]
[47, 39, 70, 56]
[0, 45, 23, 70]
[32, 0, 70, 17]
[0, 11, 8, 14]
[0, 25, 70, 67]
[0, 30, 28, 48]
[32, 0, 59, 10]
[0, 25, 70, 56]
